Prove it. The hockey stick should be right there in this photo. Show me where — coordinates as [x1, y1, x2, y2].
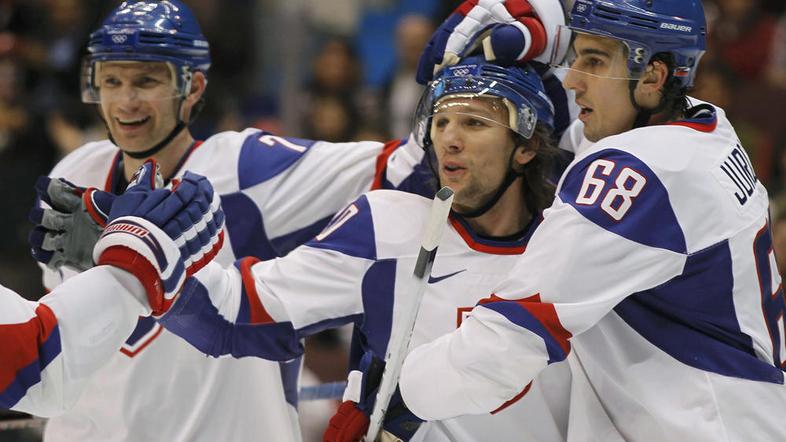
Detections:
[365, 186, 454, 442]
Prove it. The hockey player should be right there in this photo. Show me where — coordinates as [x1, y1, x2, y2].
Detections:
[398, 1, 786, 440]
[2, 161, 224, 416]
[28, 0, 569, 441]
[122, 56, 573, 442]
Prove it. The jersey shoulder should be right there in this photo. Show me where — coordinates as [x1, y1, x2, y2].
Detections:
[559, 106, 766, 253]
[306, 190, 429, 261]
[49, 140, 118, 186]
[366, 190, 431, 259]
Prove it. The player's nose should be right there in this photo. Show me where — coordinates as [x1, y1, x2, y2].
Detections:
[562, 68, 584, 93]
[439, 121, 464, 153]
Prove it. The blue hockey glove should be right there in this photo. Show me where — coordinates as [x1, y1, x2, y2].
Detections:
[93, 160, 225, 316]
[29, 177, 116, 271]
[324, 351, 423, 442]
[416, 0, 566, 84]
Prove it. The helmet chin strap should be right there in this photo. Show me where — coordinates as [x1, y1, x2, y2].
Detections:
[628, 72, 671, 130]
[106, 91, 195, 160]
[628, 78, 652, 130]
[117, 120, 187, 159]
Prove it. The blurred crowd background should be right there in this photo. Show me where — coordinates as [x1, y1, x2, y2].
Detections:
[0, 0, 785, 439]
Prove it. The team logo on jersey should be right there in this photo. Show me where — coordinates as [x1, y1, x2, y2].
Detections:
[427, 269, 466, 284]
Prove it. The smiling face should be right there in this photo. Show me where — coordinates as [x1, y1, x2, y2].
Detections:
[96, 61, 182, 152]
[562, 33, 639, 142]
[429, 96, 533, 213]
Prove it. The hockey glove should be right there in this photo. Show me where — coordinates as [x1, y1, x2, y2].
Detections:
[93, 161, 225, 316]
[29, 178, 115, 271]
[323, 351, 423, 442]
[416, 0, 564, 84]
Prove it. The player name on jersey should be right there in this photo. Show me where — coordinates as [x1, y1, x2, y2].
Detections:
[719, 144, 758, 206]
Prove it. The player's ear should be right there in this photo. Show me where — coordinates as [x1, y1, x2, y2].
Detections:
[635, 60, 668, 107]
[514, 144, 536, 169]
[185, 71, 207, 105]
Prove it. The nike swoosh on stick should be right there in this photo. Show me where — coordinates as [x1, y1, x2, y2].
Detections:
[427, 269, 467, 284]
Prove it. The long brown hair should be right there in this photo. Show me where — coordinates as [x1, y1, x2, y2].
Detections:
[515, 123, 559, 215]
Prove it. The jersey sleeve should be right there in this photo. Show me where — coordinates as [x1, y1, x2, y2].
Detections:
[2, 266, 147, 416]
[219, 132, 427, 260]
[399, 148, 690, 420]
[158, 195, 381, 361]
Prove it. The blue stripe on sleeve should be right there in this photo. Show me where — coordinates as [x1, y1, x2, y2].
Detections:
[357, 260, 398, 357]
[615, 240, 785, 384]
[221, 192, 280, 260]
[0, 326, 61, 408]
[270, 214, 334, 256]
[559, 148, 687, 254]
[480, 302, 569, 364]
[158, 278, 304, 361]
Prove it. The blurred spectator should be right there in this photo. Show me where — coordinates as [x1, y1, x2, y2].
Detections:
[709, 0, 779, 81]
[304, 94, 358, 142]
[766, 14, 786, 89]
[296, 37, 368, 141]
[380, 14, 434, 137]
[0, 55, 55, 298]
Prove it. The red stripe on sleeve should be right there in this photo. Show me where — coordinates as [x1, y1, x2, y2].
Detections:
[0, 304, 58, 391]
[479, 294, 572, 355]
[371, 139, 404, 190]
[491, 381, 532, 414]
[239, 257, 275, 324]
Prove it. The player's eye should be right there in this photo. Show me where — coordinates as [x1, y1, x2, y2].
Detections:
[100, 77, 121, 88]
[464, 117, 488, 128]
[135, 76, 162, 88]
[433, 116, 450, 129]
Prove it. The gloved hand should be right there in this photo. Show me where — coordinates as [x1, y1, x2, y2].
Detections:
[29, 178, 116, 271]
[93, 160, 225, 316]
[416, 0, 566, 84]
[29, 164, 165, 271]
[323, 351, 423, 442]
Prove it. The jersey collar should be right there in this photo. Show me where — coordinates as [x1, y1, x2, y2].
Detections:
[449, 212, 541, 255]
[667, 103, 717, 133]
[105, 141, 203, 193]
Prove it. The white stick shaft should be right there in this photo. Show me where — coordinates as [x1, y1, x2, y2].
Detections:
[365, 187, 454, 442]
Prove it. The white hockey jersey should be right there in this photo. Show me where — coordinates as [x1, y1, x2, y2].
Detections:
[40, 130, 429, 442]
[157, 190, 571, 442]
[1, 267, 146, 417]
[400, 101, 786, 441]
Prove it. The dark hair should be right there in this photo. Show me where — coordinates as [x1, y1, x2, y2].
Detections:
[649, 52, 691, 119]
[514, 123, 559, 215]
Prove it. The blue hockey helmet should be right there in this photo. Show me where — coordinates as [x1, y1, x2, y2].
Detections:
[81, 0, 210, 103]
[414, 55, 555, 147]
[559, 0, 706, 88]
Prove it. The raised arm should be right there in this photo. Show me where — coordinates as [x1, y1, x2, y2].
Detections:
[399, 148, 689, 420]
[158, 193, 389, 361]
